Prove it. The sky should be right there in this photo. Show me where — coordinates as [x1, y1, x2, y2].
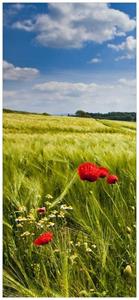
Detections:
[3, 2, 136, 114]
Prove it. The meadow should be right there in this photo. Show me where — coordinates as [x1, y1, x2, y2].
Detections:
[3, 112, 136, 297]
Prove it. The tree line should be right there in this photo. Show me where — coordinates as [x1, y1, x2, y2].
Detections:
[73, 110, 136, 121]
[3, 108, 136, 121]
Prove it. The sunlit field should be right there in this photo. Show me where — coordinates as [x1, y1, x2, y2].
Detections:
[3, 113, 136, 297]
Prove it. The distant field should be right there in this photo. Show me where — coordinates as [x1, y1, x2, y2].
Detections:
[3, 113, 136, 297]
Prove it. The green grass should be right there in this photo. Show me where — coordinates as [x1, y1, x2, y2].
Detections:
[3, 113, 136, 297]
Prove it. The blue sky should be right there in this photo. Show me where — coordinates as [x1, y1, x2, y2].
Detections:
[3, 3, 136, 114]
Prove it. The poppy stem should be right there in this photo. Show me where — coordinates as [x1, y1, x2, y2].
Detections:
[49, 171, 78, 209]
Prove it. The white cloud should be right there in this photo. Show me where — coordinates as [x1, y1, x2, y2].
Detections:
[115, 55, 132, 61]
[4, 4, 36, 26]
[3, 61, 40, 81]
[33, 81, 111, 96]
[5, 3, 25, 15]
[3, 77, 136, 113]
[12, 3, 136, 48]
[108, 36, 136, 60]
[10, 4, 25, 11]
[13, 19, 35, 32]
[89, 58, 102, 64]
[108, 36, 136, 51]
[118, 78, 136, 87]
[4, 3, 25, 25]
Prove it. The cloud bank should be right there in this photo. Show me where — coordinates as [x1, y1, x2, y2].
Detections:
[12, 3, 136, 48]
[3, 78, 136, 114]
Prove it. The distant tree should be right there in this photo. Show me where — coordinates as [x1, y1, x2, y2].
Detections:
[75, 110, 89, 117]
[43, 112, 49, 116]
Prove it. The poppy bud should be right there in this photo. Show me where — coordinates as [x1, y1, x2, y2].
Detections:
[37, 207, 46, 214]
[107, 175, 118, 184]
[98, 167, 109, 178]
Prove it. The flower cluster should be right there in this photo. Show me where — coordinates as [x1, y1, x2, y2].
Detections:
[15, 162, 119, 248]
[78, 162, 118, 184]
[32, 203, 73, 246]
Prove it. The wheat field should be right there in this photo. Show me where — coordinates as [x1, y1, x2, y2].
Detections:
[3, 112, 136, 297]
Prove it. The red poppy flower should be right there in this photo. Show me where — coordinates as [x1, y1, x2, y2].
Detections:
[107, 175, 118, 184]
[37, 207, 46, 214]
[98, 167, 109, 178]
[78, 162, 99, 182]
[33, 232, 53, 246]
